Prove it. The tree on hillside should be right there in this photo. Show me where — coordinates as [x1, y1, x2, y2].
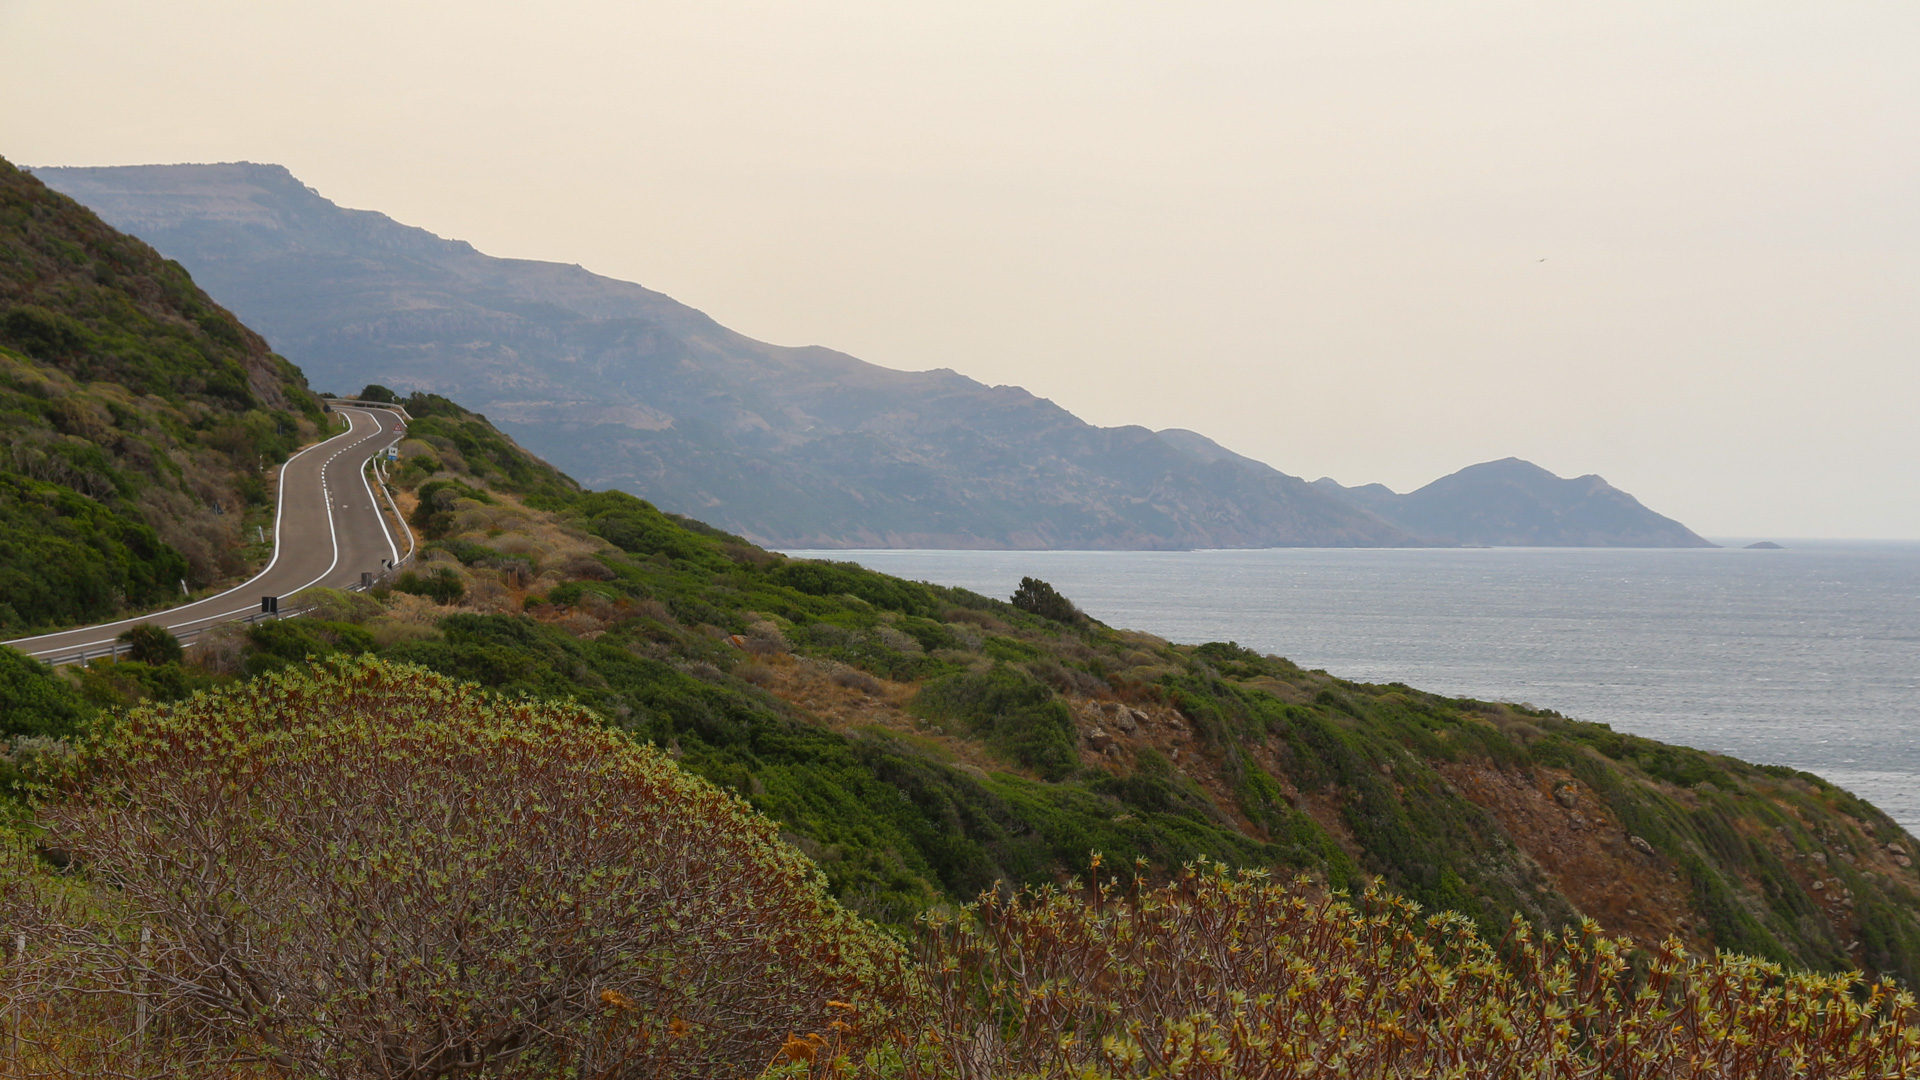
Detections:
[1011, 575, 1084, 625]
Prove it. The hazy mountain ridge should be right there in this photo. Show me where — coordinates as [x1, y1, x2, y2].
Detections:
[36, 163, 1709, 550]
[30, 163, 1427, 549]
[1314, 457, 1716, 548]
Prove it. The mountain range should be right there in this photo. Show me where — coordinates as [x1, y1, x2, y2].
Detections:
[1315, 458, 1713, 547]
[34, 162, 1711, 550]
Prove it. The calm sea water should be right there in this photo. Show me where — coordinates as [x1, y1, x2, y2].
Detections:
[783, 543, 1920, 836]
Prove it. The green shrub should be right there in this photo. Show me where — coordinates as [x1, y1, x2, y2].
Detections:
[0, 472, 190, 630]
[408, 478, 494, 538]
[545, 580, 621, 608]
[394, 566, 466, 605]
[116, 622, 181, 665]
[913, 664, 1078, 780]
[243, 618, 377, 676]
[0, 645, 90, 738]
[70, 656, 204, 707]
[769, 560, 938, 616]
[425, 537, 497, 565]
[981, 634, 1042, 662]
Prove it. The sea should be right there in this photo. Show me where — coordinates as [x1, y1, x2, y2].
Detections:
[781, 542, 1920, 836]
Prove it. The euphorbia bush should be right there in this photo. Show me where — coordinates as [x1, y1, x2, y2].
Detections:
[19, 656, 904, 1079]
[883, 859, 1919, 1079]
[9, 660, 1919, 1080]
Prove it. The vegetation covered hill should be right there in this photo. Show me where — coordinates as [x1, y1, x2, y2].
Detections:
[356, 384, 580, 506]
[0, 156, 325, 633]
[6, 387, 1916, 995]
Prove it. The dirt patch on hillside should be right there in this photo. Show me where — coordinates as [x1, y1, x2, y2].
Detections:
[1443, 763, 1703, 950]
[750, 652, 1013, 778]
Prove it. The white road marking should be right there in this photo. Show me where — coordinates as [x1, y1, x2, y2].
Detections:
[4, 408, 403, 658]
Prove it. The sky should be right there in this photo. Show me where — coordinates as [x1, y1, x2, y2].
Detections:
[3, 1, 1916, 537]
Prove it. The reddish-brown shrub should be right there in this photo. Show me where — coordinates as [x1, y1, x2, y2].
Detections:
[559, 553, 617, 581]
[879, 860, 1919, 1079]
[831, 666, 883, 695]
[16, 657, 904, 1079]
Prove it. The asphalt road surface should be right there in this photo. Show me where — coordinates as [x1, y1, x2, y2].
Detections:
[4, 407, 411, 665]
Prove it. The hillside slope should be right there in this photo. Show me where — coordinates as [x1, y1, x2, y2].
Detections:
[0, 156, 325, 634]
[35, 162, 1423, 550]
[8, 390, 1914, 991]
[1314, 457, 1716, 547]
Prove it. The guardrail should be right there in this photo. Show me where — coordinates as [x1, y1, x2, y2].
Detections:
[324, 398, 415, 423]
[27, 403, 420, 670]
[46, 607, 311, 668]
[36, 574, 399, 669]
[367, 446, 418, 567]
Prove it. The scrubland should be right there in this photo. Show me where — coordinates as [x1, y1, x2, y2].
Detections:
[12, 149, 1920, 1076]
[0, 157, 324, 632]
[5, 392, 1919, 1078]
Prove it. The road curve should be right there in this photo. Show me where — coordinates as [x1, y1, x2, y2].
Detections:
[4, 407, 411, 665]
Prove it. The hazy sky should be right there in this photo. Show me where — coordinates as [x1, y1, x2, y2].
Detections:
[4, 1, 1915, 537]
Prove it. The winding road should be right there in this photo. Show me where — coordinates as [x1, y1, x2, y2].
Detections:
[4, 406, 413, 666]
